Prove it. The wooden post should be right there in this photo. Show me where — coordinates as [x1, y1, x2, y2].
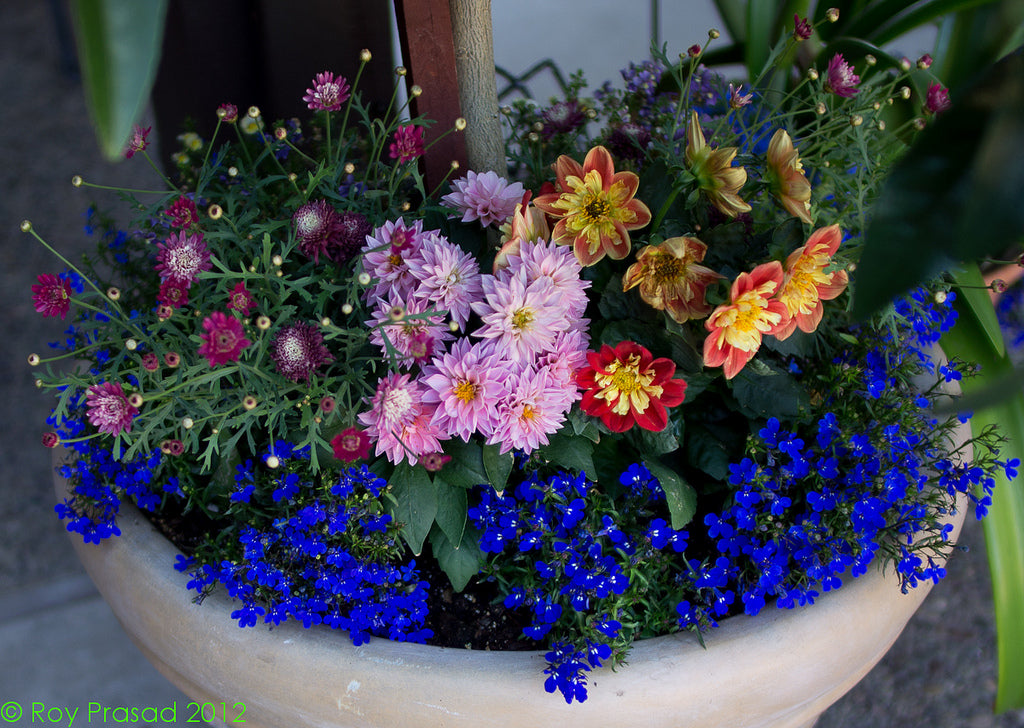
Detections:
[393, 0, 468, 189]
[393, 0, 504, 186]
[449, 0, 505, 175]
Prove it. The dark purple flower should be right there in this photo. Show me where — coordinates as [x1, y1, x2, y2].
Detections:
[270, 322, 333, 382]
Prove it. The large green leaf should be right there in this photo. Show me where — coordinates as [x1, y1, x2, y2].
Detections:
[70, 0, 168, 160]
[943, 294, 1024, 713]
[853, 48, 1024, 319]
[388, 463, 438, 556]
[645, 460, 698, 529]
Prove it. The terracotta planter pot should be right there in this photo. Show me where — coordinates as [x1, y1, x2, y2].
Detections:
[54, 423, 969, 728]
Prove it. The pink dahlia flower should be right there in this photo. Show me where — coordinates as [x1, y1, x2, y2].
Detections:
[358, 373, 443, 466]
[407, 232, 483, 329]
[361, 218, 426, 301]
[368, 294, 453, 367]
[86, 381, 138, 436]
[198, 311, 251, 367]
[471, 273, 567, 366]
[421, 338, 512, 441]
[498, 239, 591, 321]
[441, 170, 524, 227]
[488, 367, 573, 455]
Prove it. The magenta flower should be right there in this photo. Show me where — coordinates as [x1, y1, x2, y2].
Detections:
[217, 103, 238, 123]
[333, 211, 372, 265]
[293, 200, 343, 264]
[407, 232, 483, 329]
[924, 83, 951, 114]
[421, 338, 511, 440]
[124, 125, 151, 159]
[226, 282, 256, 317]
[389, 125, 425, 164]
[86, 381, 138, 436]
[331, 426, 371, 463]
[164, 197, 198, 229]
[157, 280, 190, 309]
[825, 54, 860, 97]
[155, 231, 212, 286]
[198, 311, 251, 367]
[540, 100, 586, 138]
[270, 322, 333, 382]
[31, 273, 72, 319]
[441, 171, 525, 227]
[793, 14, 812, 40]
[302, 71, 351, 112]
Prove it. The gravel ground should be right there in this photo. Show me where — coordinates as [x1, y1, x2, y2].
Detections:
[1, 1, 1023, 725]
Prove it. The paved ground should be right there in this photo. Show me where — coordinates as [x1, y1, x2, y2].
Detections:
[1, 1, 1023, 726]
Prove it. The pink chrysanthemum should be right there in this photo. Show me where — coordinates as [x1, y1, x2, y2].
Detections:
[536, 328, 590, 392]
[198, 311, 251, 367]
[358, 373, 443, 466]
[441, 170, 525, 227]
[472, 273, 566, 366]
[302, 71, 351, 112]
[389, 125, 425, 164]
[293, 200, 343, 264]
[226, 282, 256, 316]
[407, 232, 483, 329]
[164, 197, 199, 229]
[31, 273, 72, 319]
[158, 280, 190, 309]
[368, 294, 453, 367]
[124, 125, 151, 159]
[361, 218, 426, 301]
[86, 381, 138, 436]
[421, 338, 511, 440]
[155, 231, 212, 286]
[331, 426, 372, 463]
[824, 54, 860, 97]
[498, 239, 591, 321]
[924, 83, 951, 114]
[270, 322, 334, 382]
[488, 367, 572, 455]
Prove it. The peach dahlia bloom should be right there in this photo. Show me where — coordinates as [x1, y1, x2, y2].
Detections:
[685, 111, 751, 217]
[533, 145, 652, 266]
[775, 225, 849, 340]
[703, 261, 791, 379]
[766, 129, 812, 223]
[622, 236, 722, 322]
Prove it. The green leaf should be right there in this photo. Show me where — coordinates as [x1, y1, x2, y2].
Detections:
[538, 432, 597, 475]
[482, 443, 514, 491]
[69, 0, 169, 160]
[645, 460, 698, 529]
[685, 422, 738, 481]
[730, 359, 811, 419]
[952, 264, 1005, 357]
[388, 463, 437, 556]
[853, 48, 1024, 319]
[943, 294, 1024, 712]
[745, 0, 781, 80]
[439, 439, 489, 489]
[429, 526, 484, 592]
[433, 473, 469, 548]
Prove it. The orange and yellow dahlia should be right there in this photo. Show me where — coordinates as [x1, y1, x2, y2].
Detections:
[577, 341, 687, 433]
[765, 129, 812, 223]
[703, 261, 790, 379]
[774, 224, 849, 340]
[685, 111, 751, 217]
[622, 236, 722, 322]
[533, 146, 652, 266]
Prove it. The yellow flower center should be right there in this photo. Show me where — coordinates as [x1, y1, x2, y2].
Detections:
[511, 307, 534, 330]
[650, 254, 686, 285]
[582, 193, 613, 223]
[780, 249, 833, 315]
[711, 283, 780, 353]
[521, 404, 537, 421]
[454, 380, 478, 403]
[595, 354, 661, 416]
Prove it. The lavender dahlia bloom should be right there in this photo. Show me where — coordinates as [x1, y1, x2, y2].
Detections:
[442, 170, 524, 227]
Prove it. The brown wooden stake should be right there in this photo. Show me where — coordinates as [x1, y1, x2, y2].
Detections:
[393, 0, 469, 191]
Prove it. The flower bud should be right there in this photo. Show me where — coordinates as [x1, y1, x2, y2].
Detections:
[128, 393, 144, 408]
[248, 105, 261, 119]
[243, 395, 258, 410]
[850, 115, 863, 127]
[395, 65, 407, 76]
[28, 353, 40, 366]
[410, 85, 423, 97]
[360, 49, 372, 62]
[826, 7, 839, 22]
[341, 303, 354, 315]
[807, 68, 819, 81]
[208, 204, 223, 220]
[108, 287, 121, 301]
[20, 220, 32, 233]
[708, 28, 720, 39]
[865, 54, 876, 66]
[344, 162, 356, 174]
[265, 455, 280, 469]
[455, 117, 467, 131]
[257, 315, 272, 329]
[182, 416, 194, 429]
[71, 175, 83, 187]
